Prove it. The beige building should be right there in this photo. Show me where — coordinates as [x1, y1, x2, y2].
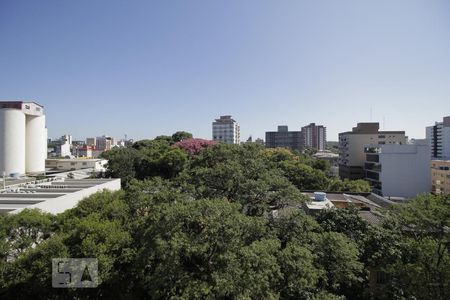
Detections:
[431, 160, 450, 195]
[339, 123, 406, 179]
[86, 137, 96, 147]
[46, 158, 107, 172]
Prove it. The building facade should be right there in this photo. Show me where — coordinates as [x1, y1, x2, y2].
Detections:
[45, 158, 108, 172]
[431, 160, 450, 195]
[339, 123, 406, 179]
[0, 101, 47, 175]
[95, 135, 117, 151]
[364, 139, 431, 198]
[302, 123, 326, 151]
[86, 137, 96, 147]
[265, 126, 303, 151]
[212, 115, 240, 144]
[426, 116, 450, 159]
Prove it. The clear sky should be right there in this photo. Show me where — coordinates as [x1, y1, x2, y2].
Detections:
[1, 0, 449, 141]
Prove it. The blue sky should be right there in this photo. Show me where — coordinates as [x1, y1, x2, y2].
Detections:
[1, 0, 449, 141]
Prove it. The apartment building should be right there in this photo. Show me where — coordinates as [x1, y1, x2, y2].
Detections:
[265, 126, 303, 151]
[431, 160, 450, 195]
[426, 116, 450, 159]
[302, 123, 326, 151]
[364, 139, 430, 198]
[212, 115, 240, 144]
[339, 123, 406, 179]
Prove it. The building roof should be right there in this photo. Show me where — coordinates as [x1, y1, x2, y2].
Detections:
[358, 209, 382, 225]
[0, 178, 120, 214]
[304, 198, 335, 210]
[302, 192, 382, 209]
[0, 101, 44, 108]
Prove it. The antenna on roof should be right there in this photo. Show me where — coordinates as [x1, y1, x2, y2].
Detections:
[370, 107, 372, 121]
[383, 116, 386, 130]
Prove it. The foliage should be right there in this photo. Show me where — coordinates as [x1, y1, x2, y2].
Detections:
[1, 133, 448, 299]
[172, 138, 217, 156]
[171, 131, 193, 142]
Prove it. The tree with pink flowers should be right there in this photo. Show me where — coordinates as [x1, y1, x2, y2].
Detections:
[172, 138, 217, 156]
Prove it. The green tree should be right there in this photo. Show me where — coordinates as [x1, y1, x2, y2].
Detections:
[0, 209, 54, 261]
[136, 199, 281, 299]
[100, 147, 142, 186]
[314, 232, 364, 294]
[171, 131, 193, 142]
[380, 194, 450, 299]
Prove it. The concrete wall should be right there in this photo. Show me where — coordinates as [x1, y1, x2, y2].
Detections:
[379, 140, 431, 198]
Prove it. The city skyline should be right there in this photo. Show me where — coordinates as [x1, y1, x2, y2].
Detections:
[1, 1, 449, 141]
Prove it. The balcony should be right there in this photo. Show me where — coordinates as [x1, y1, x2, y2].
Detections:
[366, 154, 380, 163]
[365, 162, 381, 172]
[366, 170, 380, 181]
[364, 146, 381, 154]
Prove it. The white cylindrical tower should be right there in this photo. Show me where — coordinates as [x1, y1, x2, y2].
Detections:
[0, 109, 26, 175]
[25, 115, 47, 174]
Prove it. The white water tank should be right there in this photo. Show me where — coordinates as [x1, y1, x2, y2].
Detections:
[25, 115, 46, 174]
[0, 109, 26, 175]
[314, 192, 327, 201]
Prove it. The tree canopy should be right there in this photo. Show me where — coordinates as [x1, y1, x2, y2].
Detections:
[1, 133, 447, 299]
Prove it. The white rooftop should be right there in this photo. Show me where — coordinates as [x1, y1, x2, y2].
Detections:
[0, 178, 120, 214]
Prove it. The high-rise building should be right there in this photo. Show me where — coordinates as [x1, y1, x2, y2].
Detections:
[212, 115, 240, 144]
[0, 101, 47, 175]
[86, 137, 96, 147]
[364, 139, 431, 198]
[339, 122, 406, 179]
[431, 160, 450, 195]
[302, 123, 326, 151]
[96, 135, 116, 151]
[426, 116, 450, 159]
[265, 126, 303, 151]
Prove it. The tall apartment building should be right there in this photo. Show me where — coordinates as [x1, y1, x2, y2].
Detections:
[86, 137, 96, 147]
[302, 123, 326, 151]
[426, 116, 450, 159]
[96, 135, 117, 151]
[364, 140, 430, 198]
[431, 160, 450, 195]
[339, 123, 406, 179]
[212, 115, 240, 144]
[265, 126, 303, 151]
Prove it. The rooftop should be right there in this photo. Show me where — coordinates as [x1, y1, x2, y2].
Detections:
[0, 178, 120, 214]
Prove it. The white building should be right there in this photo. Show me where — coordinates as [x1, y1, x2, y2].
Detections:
[212, 115, 240, 144]
[426, 116, 450, 160]
[339, 123, 406, 179]
[0, 178, 120, 214]
[364, 139, 431, 198]
[0, 101, 47, 176]
[57, 134, 72, 157]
